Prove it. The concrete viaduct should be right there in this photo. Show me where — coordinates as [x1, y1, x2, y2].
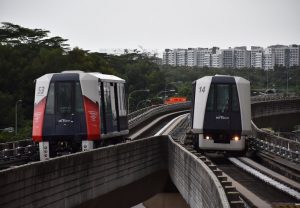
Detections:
[0, 97, 299, 208]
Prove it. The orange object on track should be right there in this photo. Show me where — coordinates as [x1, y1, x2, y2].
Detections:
[164, 97, 187, 104]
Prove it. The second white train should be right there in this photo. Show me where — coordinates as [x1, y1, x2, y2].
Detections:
[191, 75, 251, 153]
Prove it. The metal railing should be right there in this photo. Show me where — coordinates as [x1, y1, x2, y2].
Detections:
[251, 121, 300, 163]
[251, 94, 300, 104]
[128, 102, 191, 129]
[128, 104, 163, 121]
[0, 139, 36, 160]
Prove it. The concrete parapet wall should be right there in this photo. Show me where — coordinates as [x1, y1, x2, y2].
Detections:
[252, 98, 300, 119]
[0, 137, 167, 208]
[0, 136, 230, 208]
[168, 137, 230, 208]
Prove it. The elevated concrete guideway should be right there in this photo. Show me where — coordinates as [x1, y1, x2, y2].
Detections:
[251, 96, 300, 119]
[0, 137, 168, 208]
[0, 135, 229, 208]
[1, 97, 299, 208]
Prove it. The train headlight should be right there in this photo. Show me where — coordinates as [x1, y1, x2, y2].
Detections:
[205, 135, 212, 140]
[232, 136, 240, 141]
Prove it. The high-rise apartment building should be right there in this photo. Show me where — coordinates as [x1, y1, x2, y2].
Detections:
[289, 45, 300, 67]
[269, 45, 290, 67]
[175, 49, 187, 66]
[220, 48, 234, 68]
[234, 46, 250, 68]
[187, 48, 197, 67]
[162, 49, 169, 65]
[162, 44, 300, 69]
[250, 46, 264, 68]
[212, 50, 221, 68]
[196, 48, 211, 67]
[203, 54, 211, 67]
[163, 49, 176, 66]
[263, 48, 275, 70]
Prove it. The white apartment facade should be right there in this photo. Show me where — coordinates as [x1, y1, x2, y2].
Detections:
[162, 45, 300, 69]
[289, 45, 300, 67]
[250, 46, 264, 68]
[187, 48, 197, 67]
[263, 48, 275, 70]
[220, 48, 234, 68]
[269, 45, 290, 67]
[196, 48, 211, 67]
[212, 51, 221, 68]
[234, 47, 250, 68]
[175, 49, 187, 66]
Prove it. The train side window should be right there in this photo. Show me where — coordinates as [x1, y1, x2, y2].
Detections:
[45, 83, 55, 114]
[100, 81, 106, 133]
[122, 84, 127, 116]
[98, 82, 104, 132]
[104, 82, 114, 132]
[110, 83, 117, 118]
[232, 85, 240, 111]
[206, 84, 214, 111]
[117, 84, 122, 116]
[110, 82, 118, 131]
[118, 84, 126, 116]
[216, 84, 229, 113]
[75, 82, 84, 113]
[104, 82, 112, 113]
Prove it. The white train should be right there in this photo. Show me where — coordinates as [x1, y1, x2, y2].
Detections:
[32, 71, 128, 160]
[191, 75, 251, 153]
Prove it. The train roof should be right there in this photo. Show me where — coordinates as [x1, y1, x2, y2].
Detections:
[36, 71, 125, 83]
[193, 75, 249, 84]
[88, 72, 125, 83]
[61, 71, 125, 83]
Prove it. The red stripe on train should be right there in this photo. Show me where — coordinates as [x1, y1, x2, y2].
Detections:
[32, 98, 46, 142]
[83, 96, 100, 140]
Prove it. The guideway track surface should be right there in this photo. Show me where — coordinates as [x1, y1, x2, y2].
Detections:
[128, 110, 190, 140]
[211, 156, 300, 207]
[174, 113, 300, 207]
[161, 114, 244, 208]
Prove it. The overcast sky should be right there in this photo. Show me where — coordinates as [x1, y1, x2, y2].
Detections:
[1, 0, 300, 54]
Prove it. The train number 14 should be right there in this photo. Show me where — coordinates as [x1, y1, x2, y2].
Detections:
[199, 86, 205, 93]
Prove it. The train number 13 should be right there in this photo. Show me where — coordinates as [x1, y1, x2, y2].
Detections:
[199, 86, 205, 93]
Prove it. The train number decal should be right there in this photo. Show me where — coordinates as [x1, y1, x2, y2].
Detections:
[199, 86, 205, 93]
[37, 86, 45, 96]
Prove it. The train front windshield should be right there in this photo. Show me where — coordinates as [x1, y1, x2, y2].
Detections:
[46, 82, 84, 114]
[206, 84, 239, 112]
[57, 82, 72, 114]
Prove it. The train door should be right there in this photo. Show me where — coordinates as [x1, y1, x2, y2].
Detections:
[102, 82, 119, 133]
[109, 82, 118, 132]
[117, 83, 128, 131]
